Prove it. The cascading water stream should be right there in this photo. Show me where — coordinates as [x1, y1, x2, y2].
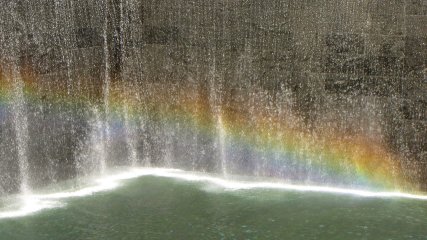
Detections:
[9, 63, 30, 194]
[217, 115, 228, 176]
[76, 107, 108, 175]
[93, 108, 108, 173]
[138, 115, 151, 167]
[163, 133, 174, 167]
[100, 0, 112, 171]
[123, 104, 138, 166]
[207, 51, 228, 177]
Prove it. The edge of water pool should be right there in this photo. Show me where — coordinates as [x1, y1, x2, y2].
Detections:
[1, 167, 427, 219]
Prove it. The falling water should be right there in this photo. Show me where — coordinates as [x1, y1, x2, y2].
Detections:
[217, 115, 228, 176]
[207, 57, 228, 176]
[123, 104, 138, 166]
[79, 107, 108, 174]
[94, 108, 108, 173]
[101, 0, 112, 170]
[9, 63, 30, 194]
[163, 131, 174, 168]
[0, 0, 424, 199]
[139, 116, 151, 167]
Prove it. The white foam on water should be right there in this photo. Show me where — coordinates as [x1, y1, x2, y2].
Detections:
[146, 169, 427, 200]
[0, 168, 178, 219]
[0, 195, 61, 219]
[1, 168, 426, 219]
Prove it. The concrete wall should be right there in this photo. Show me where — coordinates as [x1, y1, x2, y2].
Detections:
[124, 0, 427, 187]
[0, 0, 426, 190]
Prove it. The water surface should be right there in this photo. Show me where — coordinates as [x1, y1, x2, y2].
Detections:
[1, 172, 427, 240]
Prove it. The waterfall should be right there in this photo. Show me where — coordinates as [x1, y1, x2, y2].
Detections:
[0, 0, 424, 197]
[123, 104, 138, 166]
[217, 115, 228, 176]
[101, 0, 111, 171]
[9, 63, 30, 194]
[208, 67, 228, 176]
[163, 132, 174, 167]
[93, 108, 108, 173]
[77, 107, 107, 175]
[139, 116, 151, 167]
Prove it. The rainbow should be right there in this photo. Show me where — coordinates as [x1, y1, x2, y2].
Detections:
[0, 65, 418, 192]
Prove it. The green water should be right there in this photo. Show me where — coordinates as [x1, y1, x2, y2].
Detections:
[1, 176, 427, 240]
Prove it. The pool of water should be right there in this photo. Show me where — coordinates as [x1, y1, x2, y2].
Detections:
[0, 169, 427, 239]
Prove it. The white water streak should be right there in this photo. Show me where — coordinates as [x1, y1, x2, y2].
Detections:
[92, 108, 107, 173]
[217, 116, 227, 176]
[10, 64, 30, 194]
[102, 0, 111, 167]
[123, 105, 138, 166]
